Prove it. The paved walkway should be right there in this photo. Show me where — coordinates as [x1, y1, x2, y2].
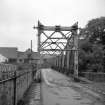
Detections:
[23, 68, 105, 105]
[41, 68, 105, 105]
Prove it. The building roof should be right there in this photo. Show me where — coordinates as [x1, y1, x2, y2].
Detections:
[17, 50, 40, 60]
[0, 47, 17, 59]
[17, 51, 27, 59]
[32, 52, 40, 59]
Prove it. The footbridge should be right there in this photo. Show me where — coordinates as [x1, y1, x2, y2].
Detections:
[28, 21, 105, 105]
[34, 21, 79, 78]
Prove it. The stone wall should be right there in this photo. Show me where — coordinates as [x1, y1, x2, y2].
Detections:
[0, 63, 33, 105]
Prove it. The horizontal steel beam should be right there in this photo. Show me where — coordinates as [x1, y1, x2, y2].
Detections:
[41, 42, 67, 43]
[39, 26, 73, 31]
[35, 22, 78, 31]
[41, 49, 78, 51]
[49, 37, 68, 39]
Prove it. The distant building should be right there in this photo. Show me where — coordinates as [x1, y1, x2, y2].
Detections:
[17, 51, 27, 63]
[31, 52, 40, 64]
[0, 54, 8, 63]
[17, 49, 40, 64]
[0, 47, 40, 64]
[0, 47, 17, 63]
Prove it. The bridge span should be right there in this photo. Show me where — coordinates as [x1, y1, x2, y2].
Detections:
[23, 68, 105, 105]
[20, 22, 105, 105]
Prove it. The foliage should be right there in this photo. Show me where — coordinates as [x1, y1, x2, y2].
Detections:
[79, 39, 104, 73]
[81, 17, 105, 44]
[78, 17, 105, 73]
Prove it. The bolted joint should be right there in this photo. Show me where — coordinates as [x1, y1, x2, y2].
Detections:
[71, 24, 78, 31]
[55, 26, 61, 32]
[38, 21, 44, 31]
[51, 42, 56, 44]
[38, 24, 44, 30]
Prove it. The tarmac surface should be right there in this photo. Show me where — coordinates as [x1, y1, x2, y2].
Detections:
[23, 68, 105, 105]
[41, 68, 105, 105]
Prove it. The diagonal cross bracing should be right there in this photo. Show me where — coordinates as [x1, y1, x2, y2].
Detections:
[33, 21, 79, 77]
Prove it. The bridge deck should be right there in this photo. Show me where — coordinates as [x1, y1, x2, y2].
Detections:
[23, 68, 105, 105]
[23, 83, 41, 105]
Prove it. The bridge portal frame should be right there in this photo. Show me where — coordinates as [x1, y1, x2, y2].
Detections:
[33, 21, 79, 77]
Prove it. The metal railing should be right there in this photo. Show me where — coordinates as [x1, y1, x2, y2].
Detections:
[0, 69, 35, 105]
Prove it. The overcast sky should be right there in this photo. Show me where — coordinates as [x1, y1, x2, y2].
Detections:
[0, 0, 105, 51]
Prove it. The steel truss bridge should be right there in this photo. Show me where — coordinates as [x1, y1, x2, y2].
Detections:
[33, 21, 79, 77]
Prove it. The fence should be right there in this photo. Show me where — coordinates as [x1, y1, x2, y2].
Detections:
[0, 63, 35, 105]
[81, 72, 105, 82]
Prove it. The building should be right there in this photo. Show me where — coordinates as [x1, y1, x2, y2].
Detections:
[0, 47, 40, 65]
[0, 54, 8, 63]
[17, 49, 40, 64]
[0, 47, 17, 63]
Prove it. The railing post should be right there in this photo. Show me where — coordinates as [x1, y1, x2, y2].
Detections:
[13, 71, 16, 105]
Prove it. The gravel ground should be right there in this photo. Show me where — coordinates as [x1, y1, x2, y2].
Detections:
[80, 82, 105, 95]
[68, 74, 105, 96]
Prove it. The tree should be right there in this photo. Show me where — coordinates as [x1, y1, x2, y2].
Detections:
[78, 17, 105, 73]
[79, 38, 104, 73]
[83, 17, 105, 44]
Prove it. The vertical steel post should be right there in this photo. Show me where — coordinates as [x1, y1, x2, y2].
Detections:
[66, 46, 70, 71]
[37, 21, 42, 69]
[62, 54, 64, 69]
[37, 22, 41, 53]
[72, 24, 78, 77]
[36, 21, 43, 105]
